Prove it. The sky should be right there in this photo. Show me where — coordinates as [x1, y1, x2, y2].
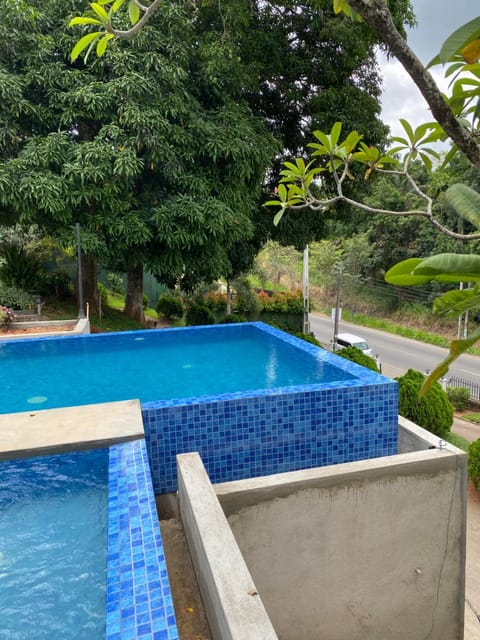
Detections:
[379, 0, 479, 139]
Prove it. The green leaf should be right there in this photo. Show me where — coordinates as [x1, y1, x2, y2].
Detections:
[128, 0, 141, 25]
[70, 31, 102, 61]
[444, 183, 480, 229]
[399, 119, 415, 143]
[69, 16, 103, 26]
[433, 286, 480, 318]
[96, 33, 114, 56]
[420, 326, 480, 395]
[112, 0, 128, 10]
[415, 253, 480, 282]
[90, 2, 109, 23]
[439, 17, 480, 63]
[330, 122, 342, 146]
[385, 258, 430, 285]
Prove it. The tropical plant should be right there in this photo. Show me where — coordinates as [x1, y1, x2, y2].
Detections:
[0, 305, 16, 328]
[0, 284, 34, 310]
[446, 387, 470, 411]
[0, 242, 42, 291]
[396, 369, 453, 438]
[336, 346, 380, 372]
[468, 439, 480, 492]
[185, 303, 215, 326]
[156, 294, 184, 320]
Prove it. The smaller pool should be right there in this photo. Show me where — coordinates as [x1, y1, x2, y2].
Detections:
[0, 449, 108, 640]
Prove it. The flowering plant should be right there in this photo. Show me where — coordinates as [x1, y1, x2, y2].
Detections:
[0, 305, 16, 328]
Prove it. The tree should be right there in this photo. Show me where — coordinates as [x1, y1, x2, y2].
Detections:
[0, 0, 278, 319]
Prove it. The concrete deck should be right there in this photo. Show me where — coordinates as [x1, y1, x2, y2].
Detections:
[0, 399, 144, 460]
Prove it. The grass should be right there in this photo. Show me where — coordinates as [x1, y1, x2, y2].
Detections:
[462, 413, 480, 425]
[445, 431, 471, 452]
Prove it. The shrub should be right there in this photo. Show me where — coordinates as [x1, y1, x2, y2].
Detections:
[0, 283, 34, 309]
[0, 305, 16, 327]
[98, 282, 108, 304]
[234, 279, 262, 315]
[0, 241, 41, 290]
[221, 314, 248, 323]
[107, 272, 125, 295]
[156, 294, 184, 319]
[203, 291, 227, 311]
[468, 439, 480, 491]
[38, 270, 72, 300]
[336, 346, 379, 372]
[396, 369, 453, 438]
[446, 386, 470, 411]
[185, 303, 215, 326]
[143, 294, 149, 310]
[261, 290, 304, 313]
[292, 331, 322, 347]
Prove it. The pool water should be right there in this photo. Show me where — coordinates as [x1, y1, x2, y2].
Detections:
[0, 323, 354, 414]
[0, 449, 108, 640]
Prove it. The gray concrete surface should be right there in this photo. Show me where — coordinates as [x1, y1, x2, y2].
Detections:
[216, 423, 466, 640]
[452, 416, 480, 640]
[0, 399, 144, 459]
[177, 453, 278, 640]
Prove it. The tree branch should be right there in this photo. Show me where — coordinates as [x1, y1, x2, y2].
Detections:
[105, 0, 164, 38]
[346, 0, 480, 171]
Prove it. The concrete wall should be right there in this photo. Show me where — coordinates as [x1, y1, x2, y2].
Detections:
[177, 453, 278, 640]
[215, 423, 467, 640]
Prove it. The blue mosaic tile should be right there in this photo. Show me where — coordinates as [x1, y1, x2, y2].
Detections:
[141, 322, 398, 494]
[106, 440, 179, 640]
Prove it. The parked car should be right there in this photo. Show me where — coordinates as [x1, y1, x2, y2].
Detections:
[334, 332, 374, 357]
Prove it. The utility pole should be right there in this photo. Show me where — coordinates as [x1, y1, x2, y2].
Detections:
[332, 263, 343, 350]
[303, 245, 310, 334]
[76, 222, 86, 319]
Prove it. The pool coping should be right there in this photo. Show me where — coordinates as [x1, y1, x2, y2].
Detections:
[0, 399, 144, 460]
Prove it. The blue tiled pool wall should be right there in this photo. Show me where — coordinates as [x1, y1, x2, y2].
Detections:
[106, 439, 179, 640]
[143, 381, 398, 495]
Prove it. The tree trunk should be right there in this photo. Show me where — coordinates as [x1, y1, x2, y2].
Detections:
[82, 254, 99, 316]
[124, 261, 145, 323]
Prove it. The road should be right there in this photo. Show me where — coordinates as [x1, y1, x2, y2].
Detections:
[309, 312, 480, 383]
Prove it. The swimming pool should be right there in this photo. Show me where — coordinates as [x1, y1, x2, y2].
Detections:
[0, 449, 108, 640]
[0, 321, 398, 640]
[0, 322, 353, 414]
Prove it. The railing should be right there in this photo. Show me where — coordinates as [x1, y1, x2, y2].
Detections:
[447, 376, 480, 402]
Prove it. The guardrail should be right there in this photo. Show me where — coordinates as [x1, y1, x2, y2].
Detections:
[447, 376, 480, 402]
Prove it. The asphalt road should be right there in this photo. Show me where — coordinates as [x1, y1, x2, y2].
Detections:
[309, 312, 480, 384]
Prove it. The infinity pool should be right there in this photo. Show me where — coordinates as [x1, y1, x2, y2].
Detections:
[0, 322, 354, 414]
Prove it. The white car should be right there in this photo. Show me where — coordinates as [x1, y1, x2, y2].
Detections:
[334, 332, 374, 357]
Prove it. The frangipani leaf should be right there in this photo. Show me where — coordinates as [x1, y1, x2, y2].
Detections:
[444, 183, 480, 229]
[439, 17, 480, 63]
[414, 253, 480, 282]
[385, 258, 430, 285]
[421, 326, 480, 396]
[69, 16, 103, 26]
[433, 286, 480, 318]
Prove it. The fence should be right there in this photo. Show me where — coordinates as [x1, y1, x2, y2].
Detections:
[447, 376, 480, 402]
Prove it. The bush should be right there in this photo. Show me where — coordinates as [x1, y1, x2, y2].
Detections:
[38, 270, 72, 300]
[221, 314, 248, 323]
[185, 303, 215, 326]
[0, 305, 16, 327]
[97, 282, 108, 305]
[107, 272, 125, 295]
[156, 294, 184, 319]
[234, 279, 262, 315]
[143, 294, 149, 310]
[203, 291, 227, 311]
[261, 290, 304, 313]
[336, 346, 380, 372]
[0, 283, 34, 309]
[446, 386, 470, 411]
[396, 369, 453, 438]
[468, 439, 480, 491]
[292, 331, 322, 347]
[0, 241, 41, 291]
